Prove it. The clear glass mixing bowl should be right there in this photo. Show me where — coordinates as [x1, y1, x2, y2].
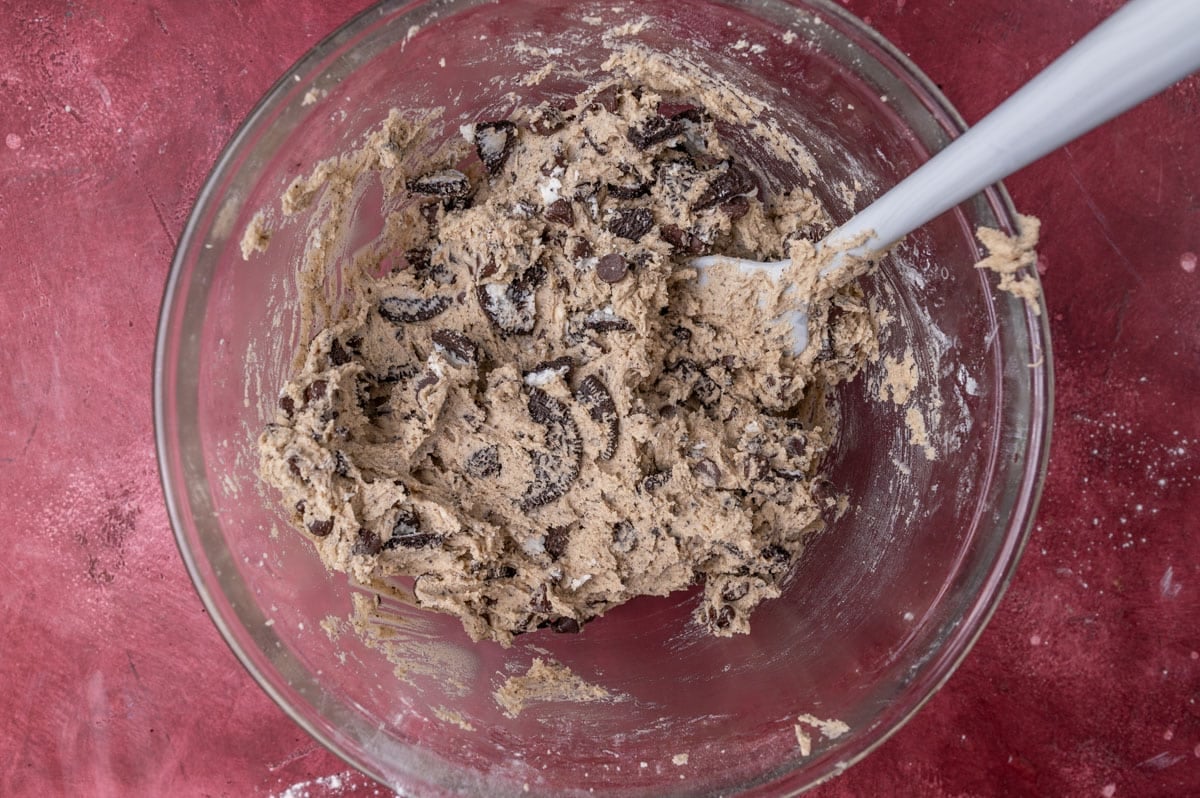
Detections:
[154, 1, 1052, 794]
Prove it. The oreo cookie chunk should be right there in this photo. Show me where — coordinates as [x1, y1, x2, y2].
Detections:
[518, 387, 583, 511]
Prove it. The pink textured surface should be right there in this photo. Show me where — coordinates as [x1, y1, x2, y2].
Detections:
[1, 1, 1197, 796]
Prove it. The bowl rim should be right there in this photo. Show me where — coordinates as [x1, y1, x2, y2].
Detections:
[153, 0, 1054, 794]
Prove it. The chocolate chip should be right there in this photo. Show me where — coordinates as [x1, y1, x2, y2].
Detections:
[279, 395, 295, 418]
[294, 499, 306, 515]
[544, 198, 574, 226]
[384, 508, 439, 549]
[692, 458, 721, 487]
[304, 380, 327, 403]
[588, 84, 621, 113]
[287, 456, 302, 478]
[575, 374, 619, 460]
[519, 387, 583, 511]
[659, 224, 708, 256]
[580, 309, 635, 333]
[640, 470, 671, 493]
[465, 445, 501, 478]
[721, 581, 750, 602]
[353, 527, 383, 556]
[544, 525, 570, 560]
[477, 253, 499, 280]
[628, 115, 684, 149]
[694, 161, 757, 210]
[407, 168, 472, 198]
[595, 253, 628, 284]
[607, 208, 654, 242]
[550, 617, 582, 634]
[307, 518, 334, 538]
[722, 194, 751, 221]
[379, 294, 452, 324]
[611, 520, 638, 553]
[431, 329, 478, 365]
[473, 120, 517, 176]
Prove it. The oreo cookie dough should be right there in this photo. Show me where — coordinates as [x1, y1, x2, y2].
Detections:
[259, 80, 878, 645]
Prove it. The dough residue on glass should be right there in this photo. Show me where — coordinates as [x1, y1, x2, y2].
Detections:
[493, 657, 613, 718]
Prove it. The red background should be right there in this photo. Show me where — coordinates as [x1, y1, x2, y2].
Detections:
[1, 1, 1197, 795]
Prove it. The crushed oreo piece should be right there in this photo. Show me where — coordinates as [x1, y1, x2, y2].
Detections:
[761, 544, 791, 567]
[588, 84, 621, 113]
[710, 604, 735, 630]
[353, 527, 383, 556]
[384, 508, 440, 549]
[476, 267, 539, 335]
[570, 238, 594, 260]
[407, 168, 472, 198]
[611, 520, 638, 554]
[692, 457, 721, 487]
[575, 375, 619, 460]
[329, 339, 351, 366]
[431, 329, 478, 365]
[530, 584, 553, 613]
[524, 356, 574, 386]
[580, 309, 635, 333]
[628, 115, 684, 149]
[550, 617, 582, 634]
[518, 387, 583, 511]
[304, 379, 327, 403]
[379, 294, 452, 324]
[529, 103, 567, 135]
[544, 525, 570, 561]
[640, 470, 671, 493]
[694, 161, 757, 210]
[279, 395, 295, 418]
[465, 445, 502, 478]
[722, 195, 751, 221]
[721, 581, 750, 603]
[488, 564, 519, 580]
[473, 120, 517, 176]
[607, 208, 654, 242]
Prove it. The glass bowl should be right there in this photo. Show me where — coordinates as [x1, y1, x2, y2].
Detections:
[154, 0, 1052, 795]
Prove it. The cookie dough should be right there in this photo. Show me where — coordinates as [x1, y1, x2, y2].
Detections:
[493, 658, 613, 718]
[259, 80, 878, 645]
